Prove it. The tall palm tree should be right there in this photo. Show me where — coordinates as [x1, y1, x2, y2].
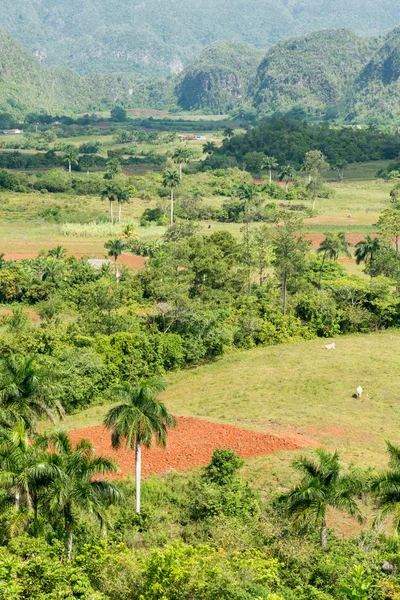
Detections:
[116, 188, 130, 223]
[162, 169, 181, 225]
[371, 441, 400, 534]
[317, 232, 351, 288]
[355, 236, 383, 269]
[104, 379, 176, 514]
[202, 141, 217, 155]
[104, 238, 127, 281]
[263, 156, 278, 184]
[63, 147, 79, 174]
[223, 127, 234, 139]
[280, 449, 363, 548]
[47, 245, 67, 260]
[41, 431, 121, 559]
[279, 165, 296, 192]
[172, 147, 192, 179]
[101, 182, 122, 224]
[0, 355, 64, 432]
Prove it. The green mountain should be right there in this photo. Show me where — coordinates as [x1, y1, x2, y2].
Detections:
[252, 30, 377, 119]
[0, 29, 174, 118]
[350, 27, 400, 124]
[176, 42, 264, 113]
[1, 0, 400, 76]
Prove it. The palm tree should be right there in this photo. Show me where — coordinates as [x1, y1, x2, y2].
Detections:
[41, 431, 121, 559]
[105, 158, 122, 179]
[172, 147, 192, 179]
[371, 441, 400, 534]
[317, 232, 351, 288]
[101, 182, 122, 224]
[335, 159, 348, 182]
[279, 165, 296, 192]
[63, 147, 79, 174]
[47, 245, 67, 260]
[104, 379, 176, 514]
[162, 169, 181, 225]
[116, 188, 130, 223]
[280, 449, 363, 548]
[0, 355, 64, 432]
[263, 156, 278, 184]
[104, 238, 127, 281]
[354, 236, 383, 273]
[223, 127, 234, 139]
[202, 141, 217, 155]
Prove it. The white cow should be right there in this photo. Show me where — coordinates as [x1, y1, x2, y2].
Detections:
[325, 342, 336, 350]
[356, 386, 363, 399]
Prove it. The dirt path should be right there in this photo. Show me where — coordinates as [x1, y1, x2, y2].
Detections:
[69, 416, 312, 479]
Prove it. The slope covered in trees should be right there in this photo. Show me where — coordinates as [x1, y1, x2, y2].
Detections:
[176, 42, 264, 113]
[1, 0, 400, 76]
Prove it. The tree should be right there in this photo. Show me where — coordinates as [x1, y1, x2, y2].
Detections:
[262, 156, 278, 185]
[172, 147, 192, 179]
[370, 441, 400, 534]
[105, 238, 127, 281]
[272, 218, 309, 314]
[237, 184, 259, 292]
[278, 165, 296, 192]
[41, 431, 121, 559]
[203, 141, 217, 155]
[110, 106, 127, 122]
[280, 449, 363, 548]
[0, 355, 63, 432]
[47, 245, 67, 260]
[306, 177, 323, 211]
[104, 379, 176, 514]
[334, 159, 348, 182]
[62, 147, 79, 174]
[162, 169, 181, 225]
[317, 232, 351, 288]
[105, 158, 122, 179]
[377, 209, 400, 256]
[354, 235, 384, 272]
[116, 188, 130, 223]
[301, 150, 330, 183]
[223, 127, 234, 139]
[101, 182, 122, 223]
[252, 225, 273, 286]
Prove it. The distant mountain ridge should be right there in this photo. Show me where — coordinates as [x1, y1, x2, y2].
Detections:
[1, 0, 400, 76]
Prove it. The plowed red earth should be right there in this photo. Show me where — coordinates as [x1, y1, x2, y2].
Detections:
[69, 417, 311, 479]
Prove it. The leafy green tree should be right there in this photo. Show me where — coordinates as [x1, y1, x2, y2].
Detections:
[301, 150, 330, 182]
[263, 156, 278, 184]
[105, 157, 122, 179]
[278, 165, 296, 192]
[41, 431, 121, 559]
[110, 106, 127, 122]
[172, 147, 192, 179]
[377, 209, 400, 256]
[335, 159, 348, 181]
[47, 245, 67, 260]
[252, 224, 273, 286]
[317, 232, 351, 288]
[306, 176, 323, 210]
[162, 169, 181, 225]
[62, 147, 79, 174]
[272, 218, 309, 314]
[104, 379, 176, 514]
[104, 238, 127, 281]
[0, 355, 63, 432]
[280, 449, 363, 548]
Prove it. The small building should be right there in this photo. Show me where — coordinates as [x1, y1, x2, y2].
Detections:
[3, 129, 23, 135]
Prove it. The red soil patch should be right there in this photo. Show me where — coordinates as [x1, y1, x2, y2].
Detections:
[119, 254, 146, 269]
[69, 417, 311, 479]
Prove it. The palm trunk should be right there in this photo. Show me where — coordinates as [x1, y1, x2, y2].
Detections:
[115, 259, 120, 282]
[110, 201, 113, 224]
[69, 162, 72, 174]
[308, 173, 311, 183]
[285, 180, 289, 193]
[312, 192, 317, 211]
[320, 523, 327, 549]
[135, 440, 141, 514]
[269, 169, 272, 185]
[118, 202, 122, 224]
[283, 274, 287, 315]
[66, 529, 73, 560]
[170, 187, 174, 225]
[15, 491, 20, 511]
[179, 163, 182, 179]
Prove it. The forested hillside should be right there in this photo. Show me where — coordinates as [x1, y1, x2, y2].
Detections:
[1, 0, 400, 76]
[252, 30, 377, 120]
[176, 42, 264, 113]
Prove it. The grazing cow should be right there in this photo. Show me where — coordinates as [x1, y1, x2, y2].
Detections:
[356, 386, 363, 399]
[324, 342, 336, 350]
